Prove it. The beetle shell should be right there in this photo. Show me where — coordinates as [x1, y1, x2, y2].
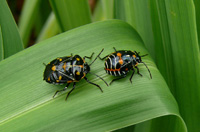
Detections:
[105, 50, 137, 76]
[43, 55, 86, 84]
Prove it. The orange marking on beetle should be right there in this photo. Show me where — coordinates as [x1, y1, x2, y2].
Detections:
[51, 66, 56, 71]
[81, 73, 86, 79]
[119, 59, 123, 65]
[76, 58, 80, 61]
[76, 71, 80, 75]
[62, 63, 66, 70]
[59, 76, 62, 80]
[117, 52, 123, 65]
[135, 63, 138, 66]
[48, 77, 50, 81]
[117, 52, 122, 57]
[76, 65, 83, 68]
[67, 80, 73, 83]
[56, 80, 59, 83]
[125, 68, 128, 71]
[133, 55, 136, 58]
[105, 68, 121, 71]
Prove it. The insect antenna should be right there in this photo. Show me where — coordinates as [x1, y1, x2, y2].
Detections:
[88, 72, 108, 86]
[89, 48, 104, 66]
[141, 62, 152, 79]
[140, 54, 148, 57]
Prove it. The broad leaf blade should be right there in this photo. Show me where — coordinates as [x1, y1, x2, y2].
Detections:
[49, 0, 92, 32]
[0, 20, 183, 131]
[0, 0, 23, 58]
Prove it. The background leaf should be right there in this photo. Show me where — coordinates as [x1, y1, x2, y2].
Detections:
[0, 0, 23, 58]
[149, 1, 200, 132]
[18, 0, 41, 47]
[34, 0, 51, 37]
[114, 0, 155, 59]
[115, 0, 200, 132]
[193, 0, 200, 47]
[49, 0, 92, 32]
[36, 12, 60, 42]
[92, 0, 114, 21]
[0, 20, 185, 132]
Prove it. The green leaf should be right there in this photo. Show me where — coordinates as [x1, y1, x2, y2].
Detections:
[0, 26, 3, 60]
[0, 20, 184, 131]
[49, 0, 92, 32]
[18, 0, 41, 47]
[149, 1, 200, 132]
[115, 0, 200, 131]
[36, 12, 60, 42]
[0, 0, 23, 58]
[114, 0, 155, 59]
[193, 0, 200, 47]
[92, 0, 114, 21]
[34, 0, 52, 36]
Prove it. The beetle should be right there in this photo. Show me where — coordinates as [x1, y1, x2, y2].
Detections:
[43, 49, 108, 101]
[99, 47, 152, 85]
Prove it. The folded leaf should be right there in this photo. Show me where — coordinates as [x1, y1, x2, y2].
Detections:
[0, 20, 184, 132]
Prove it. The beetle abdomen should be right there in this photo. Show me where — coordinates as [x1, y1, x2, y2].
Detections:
[104, 51, 133, 76]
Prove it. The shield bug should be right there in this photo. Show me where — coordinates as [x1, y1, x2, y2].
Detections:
[99, 47, 152, 85]
[43, 49, 108, 100]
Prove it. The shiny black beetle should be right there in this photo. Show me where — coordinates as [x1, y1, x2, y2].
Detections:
[43, 49, 108, 100]
[100, 47, 152, 85]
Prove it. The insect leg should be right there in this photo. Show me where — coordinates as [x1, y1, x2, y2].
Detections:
[53, 83, 70, 98]
[129, 68, 135, 83]
[135, 66, 143, 77]
[99, 47, 116, 60]
[109, 75, 126, 85]
[88, 72, 108, 86]
[98, 55, 109, 60]
[84, 77, 103, 92]
[89, 48, 104, 66]
[113, 47, 117, 52]
[65, 82, 76, 101]
[83, 52, 94, 60]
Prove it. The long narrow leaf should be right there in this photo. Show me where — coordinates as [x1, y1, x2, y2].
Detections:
[36, 12, 60, 42]
[149, 0, 200, 132]
[0, 20, 184, 132]
[0, 26, 3, 60]
[114, 0, 155, 59]
[93, 0, 114, 21]
[193, 0, 200, 47]
[18, 0, 41, 47]
[49, 0, 92, 32]
[34, 0, 52, 36]
[0, 0, 23, 58]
